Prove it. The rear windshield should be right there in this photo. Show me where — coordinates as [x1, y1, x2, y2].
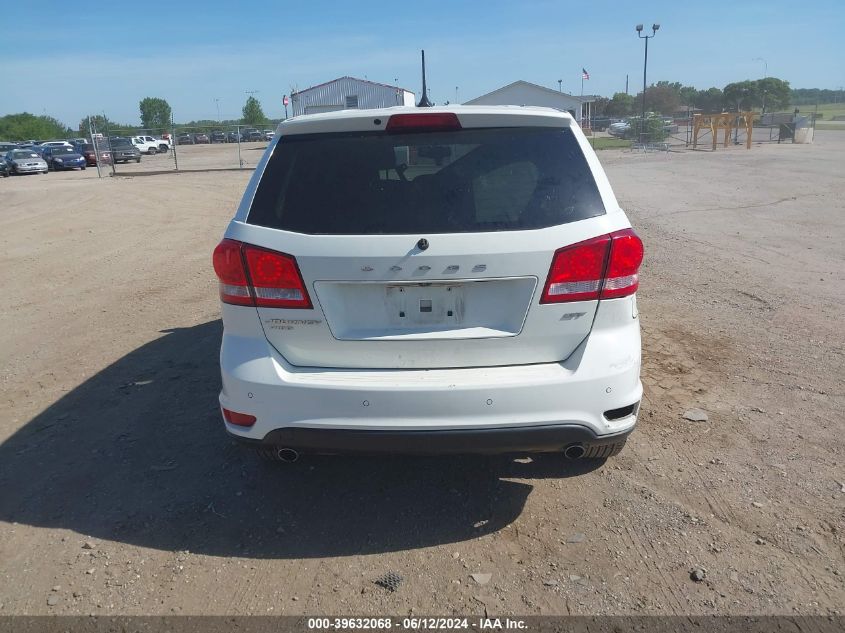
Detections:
[247, 127, 605, 234]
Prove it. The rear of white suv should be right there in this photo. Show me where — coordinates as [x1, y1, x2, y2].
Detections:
[214, 106, 643, 461]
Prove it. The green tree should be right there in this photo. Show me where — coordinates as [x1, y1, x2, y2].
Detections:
[78, 115, 136, 137]
[605, 92, 635, 117]
[241, 96, 266, 125]
[590, 96, 610, 116]
[756, 77, 790, 112]
[0, 112, 69, 141]
[139, 97, 172, 130]
[678, 85, 698, 106]
[637, 84, 681, 114]
[694, 87, 725, 113]
[723, 80, 759, 110]
[624, 115, 666, 142]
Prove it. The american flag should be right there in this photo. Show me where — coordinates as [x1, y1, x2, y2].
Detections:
[582, 68, 590, 80]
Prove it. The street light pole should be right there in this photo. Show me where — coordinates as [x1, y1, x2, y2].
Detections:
[558, 79, 562, 93]
[636, 23, 660, 145]
[214, 98, 221, 123]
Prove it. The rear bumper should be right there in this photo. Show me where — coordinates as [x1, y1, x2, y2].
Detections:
[227, 423, 633, 456]
[218, 297, 642, 453]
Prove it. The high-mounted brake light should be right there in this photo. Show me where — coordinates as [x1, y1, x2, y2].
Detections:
[540, 229, 643, 304]
[212, 239, 312, 309]
[385, 112, 462, 133]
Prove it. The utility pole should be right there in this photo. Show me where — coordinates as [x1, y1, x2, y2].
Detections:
[214, 98, 221, 123]
[625, 74, 629, 95]
[558, 79, 562, 92]
[636, 23, 660, 145]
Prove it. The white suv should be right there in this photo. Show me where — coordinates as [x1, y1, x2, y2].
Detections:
[213, 106, 643, 462]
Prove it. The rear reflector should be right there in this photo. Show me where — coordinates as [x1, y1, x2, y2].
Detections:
[386, 112, 462, 133]
[221, 407, 256, 427]
[540, 229, 643, 303]
[212, 239, 312, 309]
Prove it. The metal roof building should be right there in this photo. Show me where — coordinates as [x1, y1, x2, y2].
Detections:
[465, 80, 593, 122]
[290, 77, 416, 116]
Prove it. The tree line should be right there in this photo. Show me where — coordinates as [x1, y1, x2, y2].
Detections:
[596, 77, 794, 117]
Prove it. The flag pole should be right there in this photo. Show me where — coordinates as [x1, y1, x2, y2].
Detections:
[580, 75, 584, 125]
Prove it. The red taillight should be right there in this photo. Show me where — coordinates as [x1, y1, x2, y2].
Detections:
[242, 245, 312, 308]
[221, 407, 256, 427]
[385, 113, 462, 133]
[212, 239, 253, 306]
[541, 236, 610, 303]
[212, 239, 312, 309]
[601, 229, 644, 299]
[540, 229, 643, 303]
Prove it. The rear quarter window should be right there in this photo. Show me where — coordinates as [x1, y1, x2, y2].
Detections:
[247, 126, 605, 234]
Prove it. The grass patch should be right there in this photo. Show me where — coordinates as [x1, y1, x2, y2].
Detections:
[792, 103, 845, 120]
[590, 137, 631, 150]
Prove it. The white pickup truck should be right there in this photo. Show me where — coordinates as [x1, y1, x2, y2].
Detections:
[131, 136, 170, 154]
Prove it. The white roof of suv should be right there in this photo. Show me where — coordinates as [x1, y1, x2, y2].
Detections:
[278, 105, 573, 136]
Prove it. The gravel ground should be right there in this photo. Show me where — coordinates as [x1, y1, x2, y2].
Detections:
[0, 131, 842, 616]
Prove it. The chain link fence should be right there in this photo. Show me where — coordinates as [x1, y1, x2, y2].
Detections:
[79, 119, 280, 176]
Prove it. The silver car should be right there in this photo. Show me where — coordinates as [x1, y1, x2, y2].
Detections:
[5, 150, 48, 175]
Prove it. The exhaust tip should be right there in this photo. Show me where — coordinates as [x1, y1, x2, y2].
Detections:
[563, 444, 586, 460]
[276, 448, 299, 463]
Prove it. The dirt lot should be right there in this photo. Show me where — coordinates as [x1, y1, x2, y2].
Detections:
[0, 132, 842, 617]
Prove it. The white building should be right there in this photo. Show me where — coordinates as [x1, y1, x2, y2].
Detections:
[291, 77, 416, 116]
[464, 80, 594, 125]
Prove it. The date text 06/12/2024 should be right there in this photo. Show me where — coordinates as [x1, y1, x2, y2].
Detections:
[307, 618, 527, 630]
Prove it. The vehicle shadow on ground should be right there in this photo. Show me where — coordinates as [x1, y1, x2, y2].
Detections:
[0, 320, 603, 559]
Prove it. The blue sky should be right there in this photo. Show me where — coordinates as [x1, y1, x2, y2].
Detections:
[3, 0, 843, 126]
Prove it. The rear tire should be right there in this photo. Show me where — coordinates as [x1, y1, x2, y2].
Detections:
[135, 158, 141, 163]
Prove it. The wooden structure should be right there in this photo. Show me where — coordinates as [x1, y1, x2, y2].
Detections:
[692, 112, 757, 149]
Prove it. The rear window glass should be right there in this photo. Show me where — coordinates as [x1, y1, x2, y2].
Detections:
[247, 127, 605, 234]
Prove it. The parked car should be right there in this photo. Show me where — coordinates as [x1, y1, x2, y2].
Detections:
[210, 131, 226, 143]
[131, 136, 159, 155]
[242, 128, 263, 142]
[225, 131, 242, 143]
[193, 133, 210, 144]
[109, 138, 142, 163]
[0, 142, 18, 154]
[40, 140, 74, 148]
[213, 106, 644, 462]
[0, 158, 8, 177]
[4, 149, 48, 174]
[74, 143, 112, 166]
[176, 133, 194, 145]
[263, 129, 275, 141]
[607, 121, 631, 137]
[589, 117, 613, 132]
[42, 146, 87, 171]
[136, 135, 170, 153]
